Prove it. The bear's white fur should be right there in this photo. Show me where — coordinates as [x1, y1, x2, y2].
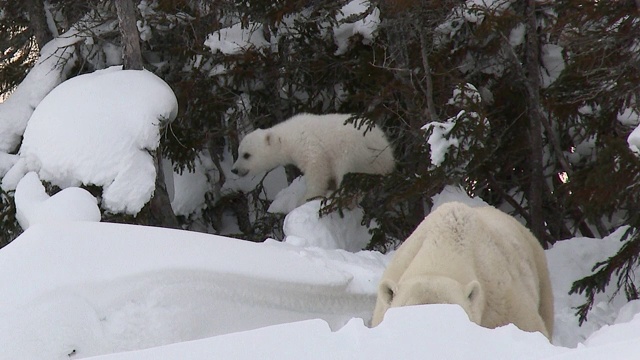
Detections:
[371, 202, 554, 340]
[231, 113, 394, 205]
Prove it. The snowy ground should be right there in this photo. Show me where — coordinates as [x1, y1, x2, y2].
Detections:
[1, 202, 640, 359]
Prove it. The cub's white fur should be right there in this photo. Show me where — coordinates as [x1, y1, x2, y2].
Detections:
[232, 113, 394, 205]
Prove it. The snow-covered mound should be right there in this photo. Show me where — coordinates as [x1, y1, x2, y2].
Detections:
[0, 222, 382, 359]
[14, 172, 100, 229]
[85, 305, 566, 360]
[546, 226, 633, 347]
[2, 66, 178, 215]
[282, 199, 373, 252]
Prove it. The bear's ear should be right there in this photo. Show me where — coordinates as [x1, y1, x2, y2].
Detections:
[465, 280, 482, 303]
[379, 280, 397, 305]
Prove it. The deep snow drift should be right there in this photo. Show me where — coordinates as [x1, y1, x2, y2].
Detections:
[1, 212, 640, 359]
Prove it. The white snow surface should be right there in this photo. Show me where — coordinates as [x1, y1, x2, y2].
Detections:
[2, 214, 640, 359]
[432, 185, 488, 210]
[170, 155, 215, 217]
[541, 44, 565, 88]
[2, 67, 178, 215]
[14, 172, 100, 229]
[282, 199, 374, 252]
[268, 175, 308, 214]
[628, 125, 640, 154]
[423, 115, 459, 166]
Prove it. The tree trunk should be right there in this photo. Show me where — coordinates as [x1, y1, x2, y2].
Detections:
[115, 0, 144, 71]
[115, 0, 179, 228]
[26, 0, 52, 49]
[148, 149, 180, 228]
[419, 31, 438, 123]
[524, 0, 547, 246]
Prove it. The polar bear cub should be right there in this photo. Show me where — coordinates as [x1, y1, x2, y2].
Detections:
[371, 202, 554, 340]
[231, 113, 395, 205]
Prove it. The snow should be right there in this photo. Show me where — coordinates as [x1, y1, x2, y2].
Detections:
[0, 152, 16, 177]
[2, 66, 178, 215]
[424, 84, 487, 166]
[333, 1, 380, 55]
[2, 215, 640, 359]
[618, 107, 640, 127]
[546, 227, 633, 347]
[0, 222, 381, 359]
[268, 175, 308, 214]
[282, 199, 374, 252]
[424, 117, 458, 166]
[541, 44, 565, 88]
[432, 185, 488, 210]
[509, 23, 525, 47]
[14, 172, 100, 229]
[628, 126, 640, 154]
[170, 155, 215, 217]
[204, 22, 269, 55]
[85, 305, 565, 360]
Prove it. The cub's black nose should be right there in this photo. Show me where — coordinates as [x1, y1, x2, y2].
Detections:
[231, 168, 238, 175]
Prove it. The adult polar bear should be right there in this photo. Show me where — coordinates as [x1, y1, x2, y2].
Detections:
[231, 113, 395, 205]
[371, 202, 554, 340]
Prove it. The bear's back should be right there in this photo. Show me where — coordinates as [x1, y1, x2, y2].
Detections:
[401, 202, 545, 312]
[430, 202, 553, 336]
[274, 113, 391, 138]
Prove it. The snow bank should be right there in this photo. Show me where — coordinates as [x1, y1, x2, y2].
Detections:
[0, 222, 382, 358]
[84, 305, 565, 360]
[546, 227, 633, 347]
[282, 199, 373, 252]
[3, 67, 178, 215]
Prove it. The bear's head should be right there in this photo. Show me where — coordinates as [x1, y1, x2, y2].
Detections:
[231, 129, 282, 177]
[375, 275, 484, 326]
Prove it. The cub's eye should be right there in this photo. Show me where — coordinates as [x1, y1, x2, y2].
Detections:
[243, 153, 251, 160]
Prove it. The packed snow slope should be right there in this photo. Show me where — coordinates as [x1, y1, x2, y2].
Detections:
[1, 218, 640, 359]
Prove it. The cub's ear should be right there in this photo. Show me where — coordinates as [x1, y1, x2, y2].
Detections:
[379, 279, 397, 305]
[465, 280, 482, 302]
